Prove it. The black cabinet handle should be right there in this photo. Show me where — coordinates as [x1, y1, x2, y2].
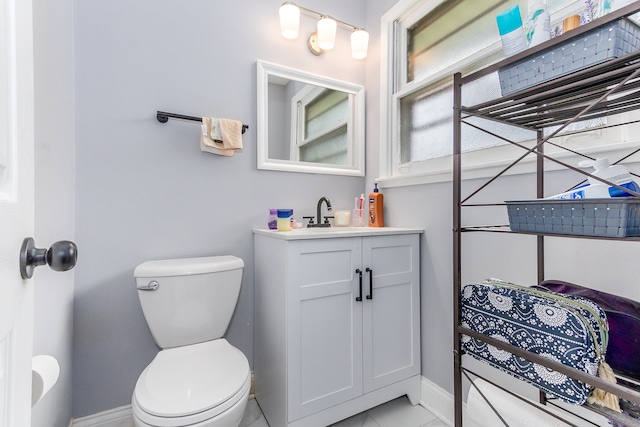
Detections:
[366, 267, 373, 299]
[355, 268, 363, 301]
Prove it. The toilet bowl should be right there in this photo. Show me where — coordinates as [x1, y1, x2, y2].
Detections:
[132, 256, 249, 427]
[132, 339, 250, 427]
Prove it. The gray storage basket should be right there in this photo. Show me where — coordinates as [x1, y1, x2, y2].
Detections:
[499, 17, 640, 96]
[506, 198, 640, 237]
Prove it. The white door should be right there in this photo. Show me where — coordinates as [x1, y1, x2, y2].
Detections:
[0, 0, 35, 424]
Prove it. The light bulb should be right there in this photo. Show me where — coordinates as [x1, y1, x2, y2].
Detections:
[351, 28, 369, 59]
[317, 16, 337, 50]
[279, 2, 300, 40]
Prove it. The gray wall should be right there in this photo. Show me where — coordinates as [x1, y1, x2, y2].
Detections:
[39, 0, 640, 419]
[32, 0, 75, 425]
[71, 0, 367, 418]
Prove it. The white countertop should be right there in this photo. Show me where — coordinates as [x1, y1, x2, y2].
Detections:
[252, 226, 424, 240]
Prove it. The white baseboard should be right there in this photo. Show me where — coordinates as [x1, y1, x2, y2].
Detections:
[71, 405, 134, 427]
[420, 376, 481, 427]
[420, 376, 454, 425]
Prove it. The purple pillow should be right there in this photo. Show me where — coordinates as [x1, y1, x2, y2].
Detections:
[535, 280, 640, 381]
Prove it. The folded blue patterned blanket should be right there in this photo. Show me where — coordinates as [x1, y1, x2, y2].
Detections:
[460, 278, 609, 405]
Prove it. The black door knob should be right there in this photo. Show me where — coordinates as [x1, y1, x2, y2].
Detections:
[20, 237, 78, 279]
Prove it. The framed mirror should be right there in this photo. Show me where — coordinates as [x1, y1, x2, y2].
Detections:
[257, 60, 365, 176]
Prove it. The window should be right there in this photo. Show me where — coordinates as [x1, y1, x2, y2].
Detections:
[292, 87, 350, 165]
[379, 0, 611, 187]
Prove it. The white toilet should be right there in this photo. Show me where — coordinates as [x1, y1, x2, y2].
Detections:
[131, 256, 250, 427]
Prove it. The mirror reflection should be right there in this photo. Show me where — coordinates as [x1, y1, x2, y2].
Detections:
[257, 61, 365, 176]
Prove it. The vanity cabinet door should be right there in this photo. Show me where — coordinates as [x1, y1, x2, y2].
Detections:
[288, 238, 364, 421]
[362, 234, 420, 393]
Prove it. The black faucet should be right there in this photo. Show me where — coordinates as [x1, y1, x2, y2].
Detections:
[307, 197, 332, 227]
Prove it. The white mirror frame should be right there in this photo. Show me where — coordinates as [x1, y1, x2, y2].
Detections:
[257, 60, 365, 176]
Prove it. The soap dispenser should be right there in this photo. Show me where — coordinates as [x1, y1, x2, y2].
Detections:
[368, 183, 384, 227]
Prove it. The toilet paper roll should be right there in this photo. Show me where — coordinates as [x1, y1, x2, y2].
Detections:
[467, 378, 587, 427]
[31, 355, 60, 407]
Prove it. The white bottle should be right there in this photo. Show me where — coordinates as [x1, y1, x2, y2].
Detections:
[547, 184, 612, 199]
[496, 5, 527, 57]
[601, 0, 633, 16]
[579, 158, 638, 193]
[547, 158, 640, 199]
[524, 0, 550, 48]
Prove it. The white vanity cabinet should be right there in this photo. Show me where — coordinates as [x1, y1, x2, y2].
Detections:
[253, 228, 422, 427]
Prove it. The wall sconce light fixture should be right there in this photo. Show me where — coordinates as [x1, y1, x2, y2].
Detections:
[279, 2, 369, 60]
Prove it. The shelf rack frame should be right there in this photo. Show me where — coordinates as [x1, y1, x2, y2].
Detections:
[452, 3, 640, 426]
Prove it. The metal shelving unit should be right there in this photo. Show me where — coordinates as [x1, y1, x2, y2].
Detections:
[453, 4, 640, 426]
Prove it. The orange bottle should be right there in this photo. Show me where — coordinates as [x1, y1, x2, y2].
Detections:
[368, 183, 384, 227]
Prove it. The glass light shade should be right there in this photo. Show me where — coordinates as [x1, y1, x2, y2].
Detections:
[351, 29, 369, 59]
[317, 16, 337, 50]
[279, 2, 300, 39]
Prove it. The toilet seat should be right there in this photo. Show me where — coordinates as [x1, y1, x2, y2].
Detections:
[132, 339, 250, 427]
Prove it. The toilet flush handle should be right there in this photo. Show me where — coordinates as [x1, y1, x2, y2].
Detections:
[137, 281, 159, 291]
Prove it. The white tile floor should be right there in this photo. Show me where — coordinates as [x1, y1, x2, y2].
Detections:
[240, 396, 449, 427]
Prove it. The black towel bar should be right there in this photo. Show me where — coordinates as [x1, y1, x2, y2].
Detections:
[156, 111, 248, 134]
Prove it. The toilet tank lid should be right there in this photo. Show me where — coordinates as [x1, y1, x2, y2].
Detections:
[134, 256, 244, 278]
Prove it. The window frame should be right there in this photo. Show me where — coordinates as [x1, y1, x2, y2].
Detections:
[380, 0, 512, 186]
[378, 0, 630, 188]
[290, 86, 350, 163]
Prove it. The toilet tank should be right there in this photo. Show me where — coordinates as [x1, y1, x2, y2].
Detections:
[134, 256, 244, 349]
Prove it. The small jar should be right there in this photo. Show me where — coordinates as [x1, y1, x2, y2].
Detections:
[277, 209, 293, 231]
[334, 210, 351, 227]
[268, 209, 278, 230]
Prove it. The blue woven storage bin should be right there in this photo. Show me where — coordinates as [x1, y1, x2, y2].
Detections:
[506, 198, 640, 237]
[499, 17, 640, 96]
